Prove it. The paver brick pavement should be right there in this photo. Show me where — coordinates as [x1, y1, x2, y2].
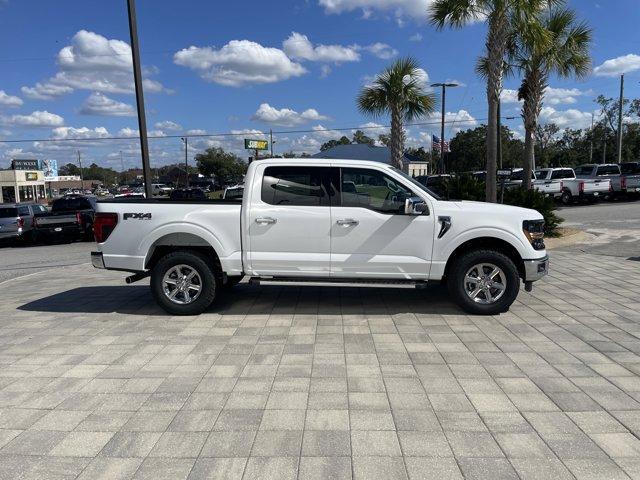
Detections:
[0, 250, 639, 478]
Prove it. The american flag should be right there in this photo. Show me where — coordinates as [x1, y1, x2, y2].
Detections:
[432, 135, 450, 153]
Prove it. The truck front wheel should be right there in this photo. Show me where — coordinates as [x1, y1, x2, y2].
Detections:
[447, 249, 520, 315]
[151, 251, 218, 315]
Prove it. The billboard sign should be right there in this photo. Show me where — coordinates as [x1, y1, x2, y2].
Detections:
[41, 159, 58, 180]
[244, 139, 268, 150]
[11, 159, 40, 170]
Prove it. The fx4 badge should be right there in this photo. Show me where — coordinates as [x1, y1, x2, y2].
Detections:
[123, 212, 152, 220]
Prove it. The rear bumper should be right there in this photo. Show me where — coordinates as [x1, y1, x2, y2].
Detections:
[523, 255, 549, 282]
[91, 251, 105, 269]
[36, 225, 83, 237]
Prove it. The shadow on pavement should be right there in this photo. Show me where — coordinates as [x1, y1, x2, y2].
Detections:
[18, 283, 463, 316]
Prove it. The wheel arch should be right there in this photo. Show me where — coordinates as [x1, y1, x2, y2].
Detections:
[145, 232, 223, 278]
[443, 237, 525, 280]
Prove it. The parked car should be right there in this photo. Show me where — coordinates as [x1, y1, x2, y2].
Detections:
[617, 162, 640, 198]
[555, 165, 612, 204]
[222, 185, 244, 201]
[0, 203, 48, 244]
[533, 168, 578, 199]
[92, 158, 548, 316]
[504, 168, 536, 190]
[151, 183, 173, 196]
[33, 195, 97, 242]
[170, 188, 207, 200]
[414, 174, 453, 198]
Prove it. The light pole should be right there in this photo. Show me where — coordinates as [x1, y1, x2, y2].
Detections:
[181, 137, 189, 187]
[616, 74, 624, 164]
[127, 0, 153, 199]
[431, 82, 458, 174]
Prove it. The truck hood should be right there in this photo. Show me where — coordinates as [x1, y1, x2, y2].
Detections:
[441, 200, 544, 222]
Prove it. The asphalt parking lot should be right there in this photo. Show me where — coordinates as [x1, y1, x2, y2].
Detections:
[0, 202, 639, 480]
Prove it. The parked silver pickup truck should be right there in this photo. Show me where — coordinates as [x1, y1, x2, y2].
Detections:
[618, 162, 640, 197]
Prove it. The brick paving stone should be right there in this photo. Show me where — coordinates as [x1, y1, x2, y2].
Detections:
[0, 251, 639, 479]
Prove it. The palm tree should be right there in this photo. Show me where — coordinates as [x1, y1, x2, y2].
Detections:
[430, 0, 557, 202]
[357, 57, 436, 171]
[516, 8, 591, 189]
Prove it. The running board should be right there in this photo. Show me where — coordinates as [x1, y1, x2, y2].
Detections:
[249, 276, 429, 289]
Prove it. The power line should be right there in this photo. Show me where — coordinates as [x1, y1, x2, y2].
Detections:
[0, 116, 496, 145]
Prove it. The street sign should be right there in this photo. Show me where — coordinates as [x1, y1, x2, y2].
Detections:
[244, 139, 268, 150]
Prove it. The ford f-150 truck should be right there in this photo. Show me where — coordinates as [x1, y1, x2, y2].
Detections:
[91, 159, 549, 316]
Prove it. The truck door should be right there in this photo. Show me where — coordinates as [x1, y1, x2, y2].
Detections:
[246, 165, 332, 276]
[330, 166, 434, 279]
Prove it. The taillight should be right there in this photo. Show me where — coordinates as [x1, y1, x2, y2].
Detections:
[609, 182, 613, 192]
[17, 217, 24, 228]
[621, 177, 626, 190]
[579, 181, 585, 193]
[93, 213, 118, 243]
[560, 181, 564, 190]
[76, 212, 84, 227]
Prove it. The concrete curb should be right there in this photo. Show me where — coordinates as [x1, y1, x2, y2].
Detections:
[545, 229, 594, 250]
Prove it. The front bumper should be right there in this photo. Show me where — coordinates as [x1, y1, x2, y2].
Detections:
[523, 255, 549, 282]
[91, 251, 105, 269]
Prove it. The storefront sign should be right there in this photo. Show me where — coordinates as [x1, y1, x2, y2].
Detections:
[25, 172, 39, 181]
[11, 159, 40, 170]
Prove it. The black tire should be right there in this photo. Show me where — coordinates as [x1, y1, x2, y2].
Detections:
[560, 190, 572, 205]
[150, 251, 218, 315]
[447, 249, 520, 315]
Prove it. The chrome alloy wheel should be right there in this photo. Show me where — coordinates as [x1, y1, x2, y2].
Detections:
[162, 264, 202, 305]
[464, 263, 507, 305]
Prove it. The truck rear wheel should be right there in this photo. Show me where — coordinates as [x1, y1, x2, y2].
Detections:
[151, 251, 218, 315]
[560, 190, 573, 205]
[447, 249, 520, 315]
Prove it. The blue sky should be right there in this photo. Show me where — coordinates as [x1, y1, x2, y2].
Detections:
[0, 0, 639, 170]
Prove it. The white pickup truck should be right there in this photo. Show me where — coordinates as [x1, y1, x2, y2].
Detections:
[91, 159, 548, 316]
[534, 167, 610, 205]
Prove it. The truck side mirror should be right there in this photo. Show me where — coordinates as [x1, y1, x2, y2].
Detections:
[405, 197, 429, 215]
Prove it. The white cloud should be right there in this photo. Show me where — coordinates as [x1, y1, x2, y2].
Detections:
[539, 106, 593, 129]
[283, 32, 360, 63]
[79, 92, 135, 117]
[428, 109, 478, 133]
[154, 120, 182, 131]
[364, 42, 398, 60]
[2, 110, 64, 127]
[251, 103, 329, 126]
[409, 33, 423, 42]
[594, 54, 640, 77]
[502, 86, 587, 106]
[0, 90, 23, 107]
[118, 127, 139, 137]
[174, 40, 306, 87]
[51, 126, 110, 140]
[21, 30, 166, 99]
[185, 128, 207, 135]
[318, 0, 435, 21]
[501, 89, 521, 104]
[413, 68, 430, 89]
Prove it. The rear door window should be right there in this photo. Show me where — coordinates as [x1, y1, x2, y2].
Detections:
[261, 166, 330, 206]
[596, 165, 621, 176]
[52, 197, 91, 212]
[17, 206, 30, 216]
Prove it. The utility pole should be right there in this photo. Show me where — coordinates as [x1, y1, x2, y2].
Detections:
[270, 129, 274, 157]
[616, 74, 624, 164]
[589, 112, 594, 163]
[181, 137, 189, 187]
[127, 0, 153, 199]
[120, 150, 126, 185]
[431, 82, 458, 174]
[497, 99, 502, 169]
[77, 150, 84, 190]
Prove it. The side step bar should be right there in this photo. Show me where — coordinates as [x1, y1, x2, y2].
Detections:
[249, 276, 429, 289]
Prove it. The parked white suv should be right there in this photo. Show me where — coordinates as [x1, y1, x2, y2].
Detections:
[91, 159, 548, 316]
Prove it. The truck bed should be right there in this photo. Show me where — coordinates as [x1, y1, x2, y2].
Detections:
[95, 200, 243, 273]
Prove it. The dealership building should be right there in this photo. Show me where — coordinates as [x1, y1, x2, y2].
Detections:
[0, 160, 47, 203]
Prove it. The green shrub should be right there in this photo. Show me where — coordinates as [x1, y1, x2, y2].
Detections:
[435, 175, 563, 237]
[502, 187, 563, 237]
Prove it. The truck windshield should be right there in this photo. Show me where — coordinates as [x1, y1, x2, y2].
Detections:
[390, 167, 442, 200]
[0, 207, 18, 218]
[621, 163, 640, 175]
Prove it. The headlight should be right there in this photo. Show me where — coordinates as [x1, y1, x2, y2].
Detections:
[523, 220, 545, 250]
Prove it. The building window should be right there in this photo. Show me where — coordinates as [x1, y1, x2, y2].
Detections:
[1, 187, 16, 203]
[19, 186, 35, 202]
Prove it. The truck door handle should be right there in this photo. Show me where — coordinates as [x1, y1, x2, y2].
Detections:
[336, 218, 359, 226]
[255, 217, 277, 225]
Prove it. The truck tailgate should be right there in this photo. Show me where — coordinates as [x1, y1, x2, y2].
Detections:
[35, 214, 78, 227]
[583, 179, 610, 194]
